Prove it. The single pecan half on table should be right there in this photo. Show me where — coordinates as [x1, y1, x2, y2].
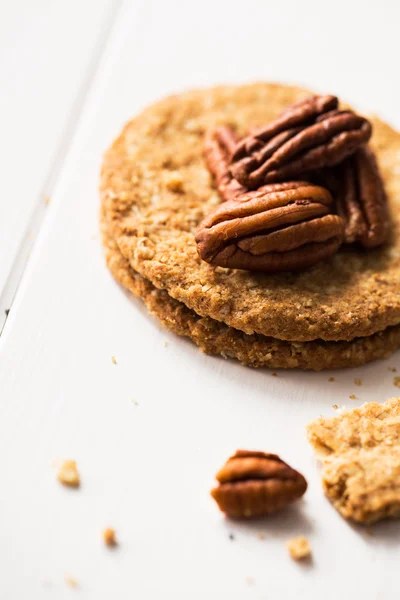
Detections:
[337, 145, 390, 248]
[230, 95, 372, 189]
[211, 450, 307, 518]
[195, 181, 345, 272]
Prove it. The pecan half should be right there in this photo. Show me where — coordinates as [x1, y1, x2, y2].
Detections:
[211, 450, 307, 518]
[336, 145, 390, 248]
[230, 95, 372, 188]
[195, 181, 345, 272]
[204, 126, 245, 201]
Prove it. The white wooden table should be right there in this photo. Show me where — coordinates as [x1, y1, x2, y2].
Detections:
[1, 1, 400, 598]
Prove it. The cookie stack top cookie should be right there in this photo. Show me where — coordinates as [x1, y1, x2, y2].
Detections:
[101, 83, 400, 343]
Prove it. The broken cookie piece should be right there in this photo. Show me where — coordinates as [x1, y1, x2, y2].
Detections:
[307, 397, 400, 524]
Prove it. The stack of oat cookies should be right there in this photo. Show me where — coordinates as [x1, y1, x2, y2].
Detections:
[101, 82, 400, 371]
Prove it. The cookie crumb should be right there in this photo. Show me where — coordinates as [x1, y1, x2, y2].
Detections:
[349, 394, 357, 400]
[354, 378, 362, 386]
[64, 575, 78, 588]
[394, 377, 400, 388]
[164, 171, 184, 192]
[103, 528, 117, 547]
[388, 367, 397, 372]
[328, 377, 335, 382]
[111, 356, 117, 364]
[271, 372, 277, 377]
[57, 460, 80, 488]
[287, 536, 311, 561]
[332, 404, 339, 410]
[257, 532, 265, 540]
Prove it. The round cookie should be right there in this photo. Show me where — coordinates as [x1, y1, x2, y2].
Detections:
[101, 83, 400, 342]
[101, 213, 400, 371]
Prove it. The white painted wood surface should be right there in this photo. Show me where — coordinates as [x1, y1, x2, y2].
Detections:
[0, 0, 118, 324]
[1, 1, 400, 598]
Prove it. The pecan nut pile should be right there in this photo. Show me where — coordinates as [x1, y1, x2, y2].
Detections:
[196, 94, 390, 273]
[230, 95, 372, 189]
[211, 450, 307, 518]
[195, 181, 345, 272]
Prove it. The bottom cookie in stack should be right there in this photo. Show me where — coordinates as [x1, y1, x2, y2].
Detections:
[101, 215, 400, 371]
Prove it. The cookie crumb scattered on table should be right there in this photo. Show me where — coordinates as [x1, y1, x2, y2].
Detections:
[111, 356, 117, 364]
[64, 575, 78, 588]
[271, 372, 277, 377]
[257, 532, 265, 540]
[354, 378, 362, 386]
[349, 394, 357, 399]
[287, 536, 312, 560]
[57, 460, 80, 488]
[103, 528, 117, 547]
[332, 404, 339, 410]
[388, 367, 397, 372]
[328, 377, 335, 382]
[394, 377, 400, 388]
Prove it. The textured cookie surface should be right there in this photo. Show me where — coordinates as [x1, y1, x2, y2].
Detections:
[101, 212, 400, 370]
[307, 398, 400, 523]
[101, 82, 400, 342]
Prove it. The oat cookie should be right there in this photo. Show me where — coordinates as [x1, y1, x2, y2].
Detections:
[101, 83, 400, 342]
[308, 398, 400, 523]
[102, 214, 400, 370]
